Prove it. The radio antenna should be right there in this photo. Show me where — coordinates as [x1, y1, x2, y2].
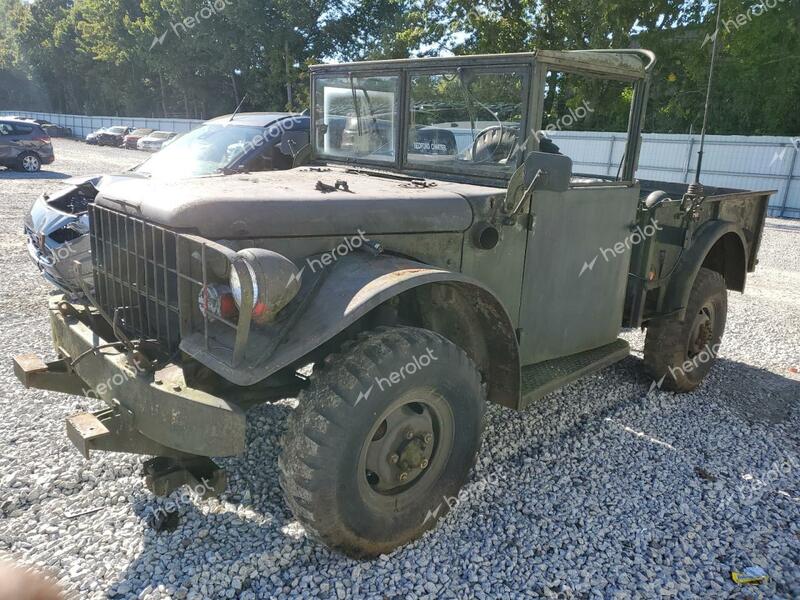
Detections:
[689, 0, 723, 196]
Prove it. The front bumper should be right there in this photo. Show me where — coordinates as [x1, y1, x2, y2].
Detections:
[14, 295, 246, 458]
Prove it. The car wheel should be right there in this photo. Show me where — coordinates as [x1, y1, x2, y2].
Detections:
[279, 326, 486, 558]
[18, 152, 42, 173]
[644, 268, 727, 392]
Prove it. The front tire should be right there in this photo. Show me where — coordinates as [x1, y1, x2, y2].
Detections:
[644, 267, 727, 391]
[279, 326, 486, 558]
[17, 152, 41, 173]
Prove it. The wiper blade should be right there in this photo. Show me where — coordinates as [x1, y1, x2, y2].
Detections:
[344, 167, 426, 183]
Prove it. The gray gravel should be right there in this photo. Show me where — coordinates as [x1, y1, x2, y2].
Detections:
[0, 139, 798, 599]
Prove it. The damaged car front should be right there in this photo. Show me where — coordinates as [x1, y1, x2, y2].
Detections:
[24, 175, 101, 297]
[24, 112, 311, 297]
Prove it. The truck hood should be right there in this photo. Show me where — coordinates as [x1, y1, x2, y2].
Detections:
[94, 167, 478, 238]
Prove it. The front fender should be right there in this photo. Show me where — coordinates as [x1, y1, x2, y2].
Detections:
[661, 220, 747, 321]
[182, 252, 521, 407]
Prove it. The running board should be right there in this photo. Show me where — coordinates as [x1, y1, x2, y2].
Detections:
[520, 339, 630, 410]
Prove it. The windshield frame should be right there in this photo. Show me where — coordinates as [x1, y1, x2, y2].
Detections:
[311, 58, 535, 184]
[310, 51, 651, 186]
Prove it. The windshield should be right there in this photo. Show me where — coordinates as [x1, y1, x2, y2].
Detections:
[134, 123, 266, 178]
[314, 75, 399, 164]
[108, 127, 127, 134]
[407, 69, 525, 173]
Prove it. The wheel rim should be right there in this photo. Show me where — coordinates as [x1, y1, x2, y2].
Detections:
[687, 301, 715, 359]
[22, 155, 40, 172]
[359, 390, 454, 501]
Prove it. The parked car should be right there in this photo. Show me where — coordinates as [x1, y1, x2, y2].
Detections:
[85, 128, 105, 145]
[21, 118, 73, 138]
[0, 118, 55, 172]
[95, 126, 133, 146]
[122, 128, 154, 149]
[136, 130, 178, 151]
[13, 50, 776, 559]
[24, 112, 309, 295]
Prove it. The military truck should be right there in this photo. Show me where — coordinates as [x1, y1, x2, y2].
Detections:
[14, 50, 773, 558]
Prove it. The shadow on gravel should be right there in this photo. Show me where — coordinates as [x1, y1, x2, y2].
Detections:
[706, 359, 799, 425]
[0, 168, 71, 180]
[105, 400, 362, 599]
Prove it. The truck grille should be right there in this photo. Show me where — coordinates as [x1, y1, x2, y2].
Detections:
[89, 205, 181, 352]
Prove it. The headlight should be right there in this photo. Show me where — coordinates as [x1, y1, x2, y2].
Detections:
[229, 258, 259, 309]
[229, 249, 302, 325]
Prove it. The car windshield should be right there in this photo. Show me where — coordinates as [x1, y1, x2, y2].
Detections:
[134, 123, 266, 178]
[151, 131, 171, 139]
[108, 127, 127, 134]
[314, 75, 399, 164]
[407, 69, 525, 173]
[131, 129, 151, 136]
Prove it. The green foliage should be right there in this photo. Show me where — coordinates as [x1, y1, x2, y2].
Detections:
[0, 0, 797, 135]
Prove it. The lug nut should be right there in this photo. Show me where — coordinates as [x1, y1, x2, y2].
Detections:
[420, 459, 429, 469]
[423, 433, 433, 444]
[389, 454, 399, 465]
[399, 472, 408, 482]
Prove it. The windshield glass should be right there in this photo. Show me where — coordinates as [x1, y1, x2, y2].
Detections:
[407, 69, 525, 173]
[314, 75, 399, 163]
[134, 123, 266, 178]
[108, 127, 127, 134]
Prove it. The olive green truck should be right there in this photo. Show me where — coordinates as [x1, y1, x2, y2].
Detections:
[14, 50, 773, 557]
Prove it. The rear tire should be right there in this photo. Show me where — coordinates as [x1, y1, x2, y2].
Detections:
[644, 267, 727, 392]
[279, 326, 486, 558]
[17, 152, 41, 173]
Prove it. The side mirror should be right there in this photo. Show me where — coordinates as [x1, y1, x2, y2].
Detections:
[522, 151, 572, 193]
[503, 151, 573, 218]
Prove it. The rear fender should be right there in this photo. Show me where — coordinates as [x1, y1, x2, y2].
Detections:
[660, 220, 748, 321]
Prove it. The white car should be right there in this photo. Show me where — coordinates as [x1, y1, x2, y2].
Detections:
[137, 130, 178, 151]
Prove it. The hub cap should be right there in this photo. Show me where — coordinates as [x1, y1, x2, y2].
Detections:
[22, 155, 40, 172]
[688, 302, 715, 359]
[361, 394, 452, 496]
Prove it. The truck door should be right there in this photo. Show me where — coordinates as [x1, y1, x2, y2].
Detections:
[517, 185, 640, 365]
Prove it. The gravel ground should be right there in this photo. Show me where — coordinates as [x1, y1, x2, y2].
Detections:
[0, 139, 798, 599]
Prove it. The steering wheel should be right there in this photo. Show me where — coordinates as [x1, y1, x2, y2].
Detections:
[470, 124, 514, 164]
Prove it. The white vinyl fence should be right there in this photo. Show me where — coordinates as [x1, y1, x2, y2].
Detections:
[552, 131, 799, 218]
[0, 110, 204, 139]
[3, 110, 798, 218]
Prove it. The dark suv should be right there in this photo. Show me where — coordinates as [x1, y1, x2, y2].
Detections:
[0, 119, 55, 172]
